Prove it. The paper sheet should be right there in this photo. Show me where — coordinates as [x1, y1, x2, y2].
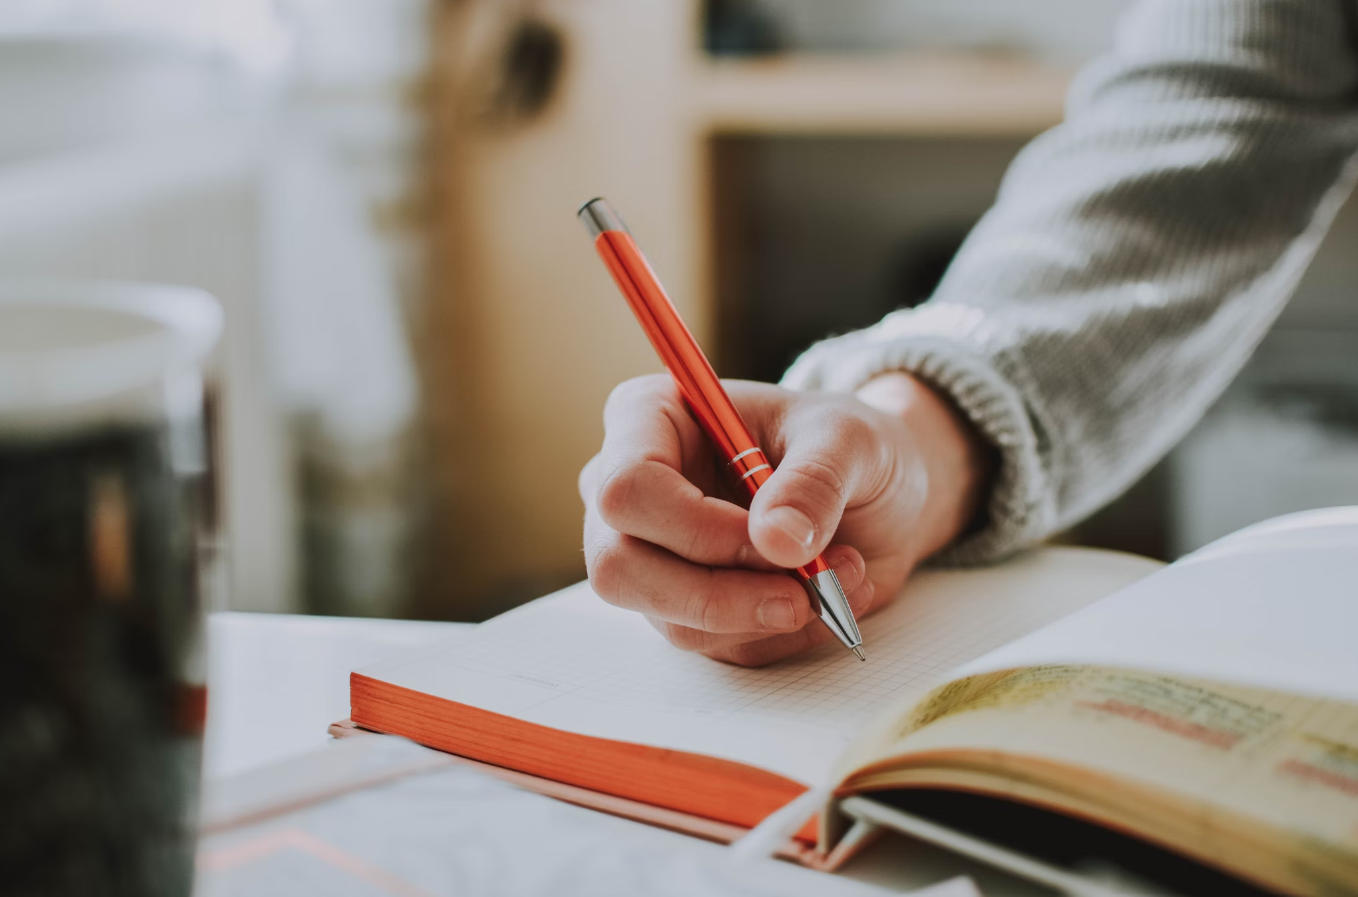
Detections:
[195, 750, 904, 897]
[954, 508, 1358, 704]
[359, 548, 1158, 785]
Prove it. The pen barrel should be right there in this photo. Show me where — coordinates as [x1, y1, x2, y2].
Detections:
[729, 449, 772, 494]
[593, 230, 758, 464]
[589, 220, 828, 582]
[584, 199, 860, 653]
[796, 555, 830, 579]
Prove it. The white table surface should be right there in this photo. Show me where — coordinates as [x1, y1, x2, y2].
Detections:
[203, 611, 1046, 895]
[204, 611, 472, 779]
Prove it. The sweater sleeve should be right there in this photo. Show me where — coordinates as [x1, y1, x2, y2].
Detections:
[782, 0, 1358, 563]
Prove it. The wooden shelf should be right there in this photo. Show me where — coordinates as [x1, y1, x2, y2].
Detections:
[692, 53, 1071, 136]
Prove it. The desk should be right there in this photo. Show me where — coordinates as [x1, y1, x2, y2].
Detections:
[204, 612, 1047, 896]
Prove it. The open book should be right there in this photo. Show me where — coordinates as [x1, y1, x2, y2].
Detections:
[348, 508, 1358, 895]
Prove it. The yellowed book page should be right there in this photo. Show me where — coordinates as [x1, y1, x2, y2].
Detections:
[846, 666, 1358, 890]
[357, 548, 1158, 786]
[838, 508, 1358, 783]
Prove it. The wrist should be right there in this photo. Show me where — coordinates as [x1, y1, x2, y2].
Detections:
[855, 371, 995, 558]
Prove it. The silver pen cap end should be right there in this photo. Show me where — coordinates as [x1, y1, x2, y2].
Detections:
[577, 197, 628, 238]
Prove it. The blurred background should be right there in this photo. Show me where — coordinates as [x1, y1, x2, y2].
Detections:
[7, 0, 1355, 623]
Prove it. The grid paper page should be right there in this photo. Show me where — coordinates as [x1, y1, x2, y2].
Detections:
[363, 548, 1158, 784]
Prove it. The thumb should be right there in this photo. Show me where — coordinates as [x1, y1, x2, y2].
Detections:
[747, 418, 876, 569]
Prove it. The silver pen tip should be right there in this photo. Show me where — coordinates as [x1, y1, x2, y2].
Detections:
[852, 646, 866, 662]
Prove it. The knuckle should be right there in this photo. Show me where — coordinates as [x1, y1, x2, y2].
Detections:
[693, 574, 727, 633]
[587, 539, 628, 603]
[678, 525, 707, 563]
[682, 522, 732, 566]
[605, 374, 670, 416]
[595, 463, 642, 529]
[796, 455, 848, 500]
[603, 379, 639, 414]
[577, 454, 601, 502]
[786, 455, 848, 517]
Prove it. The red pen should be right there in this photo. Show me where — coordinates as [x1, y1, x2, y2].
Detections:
[578, 197, 865, 660]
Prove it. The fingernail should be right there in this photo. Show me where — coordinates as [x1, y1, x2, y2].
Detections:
[757, 596, 797, 631]
[765, 506, 816, 550]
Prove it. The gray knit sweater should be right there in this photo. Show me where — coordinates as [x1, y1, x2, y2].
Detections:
[783, 0, 1358, 562]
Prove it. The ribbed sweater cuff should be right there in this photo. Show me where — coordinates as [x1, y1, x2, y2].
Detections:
[780, 303, 1050, 565]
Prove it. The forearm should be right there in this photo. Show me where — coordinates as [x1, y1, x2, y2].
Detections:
[786, 0, 1358, 560]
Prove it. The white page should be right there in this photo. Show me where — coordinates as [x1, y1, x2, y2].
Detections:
[357, 548, 1159, 785]
[954, 507, 1358, 704]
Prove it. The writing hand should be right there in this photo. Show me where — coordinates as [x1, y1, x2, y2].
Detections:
[579, 372, 992, 666]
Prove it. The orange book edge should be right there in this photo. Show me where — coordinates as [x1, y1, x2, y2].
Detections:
[348, 672, 854, 860]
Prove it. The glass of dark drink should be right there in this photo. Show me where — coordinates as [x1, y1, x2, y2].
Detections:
[0, 282, 221, 897]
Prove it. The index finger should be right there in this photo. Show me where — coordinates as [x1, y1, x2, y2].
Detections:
[591, 376, 763, 569]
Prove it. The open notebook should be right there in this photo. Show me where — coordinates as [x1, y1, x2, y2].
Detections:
[346, 548, 1157, 844]
[347, 510, 1358, 894]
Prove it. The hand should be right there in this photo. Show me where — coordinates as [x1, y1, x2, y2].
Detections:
[579, 372, 993, 666]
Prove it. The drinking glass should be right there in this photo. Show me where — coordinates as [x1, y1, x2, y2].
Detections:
[0, 281, 222, 897]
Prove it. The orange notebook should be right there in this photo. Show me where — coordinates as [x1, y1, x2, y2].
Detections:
[346, 548, 1156, 861]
